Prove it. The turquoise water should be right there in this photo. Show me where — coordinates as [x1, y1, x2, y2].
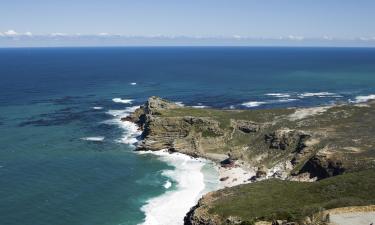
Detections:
[1, 47, 375, 225]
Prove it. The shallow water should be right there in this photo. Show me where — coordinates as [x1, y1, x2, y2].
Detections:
[1, 47, 375, 225]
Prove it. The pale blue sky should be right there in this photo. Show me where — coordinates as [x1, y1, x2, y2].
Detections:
[1, 0, 375, 46]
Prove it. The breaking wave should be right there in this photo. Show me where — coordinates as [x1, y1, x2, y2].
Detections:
[351, 94, 375, 103]
[112, 98, 134, 104]
[105, 106, 141, 145]
[137, 150, 219, 225]
[81, 136, 105, 142]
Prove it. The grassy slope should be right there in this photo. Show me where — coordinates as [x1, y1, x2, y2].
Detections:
[208, 169, 375, 223]
[158, 103, 375, 171]
[158, 107, 294, 129]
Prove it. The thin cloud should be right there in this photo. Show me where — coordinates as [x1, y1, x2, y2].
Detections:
[98, 32, 110, 36]
[288, 35, 304, 41]
[4, 30, 18, 36]
[50, 33, 68, 37]
[323, 35, 333, 41]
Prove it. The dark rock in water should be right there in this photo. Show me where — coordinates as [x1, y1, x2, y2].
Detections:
[168, 147, 177, 153]
[120, 116, 133, 122]
[220, 176, 229, 181]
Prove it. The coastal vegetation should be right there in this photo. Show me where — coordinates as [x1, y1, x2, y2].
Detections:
[127, 96, 375, 224]
[190, 169, 375, 224]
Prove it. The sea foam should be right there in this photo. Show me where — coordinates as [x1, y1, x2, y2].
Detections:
[241, 101, 267, 107]
[137, 150, 217, 225]
[175, 102, 185, 107]
[163, 180, 172, 189]
[299, 92, 342, 98]
[265, 93, 291, 98]
[105, 106, 141, 144]
[352, 94, 375, 103]
[112, 98, 134, 104]
[191, 105, 208, 109]
[275, 98, 298, 103]
[81, 136, 105, 142]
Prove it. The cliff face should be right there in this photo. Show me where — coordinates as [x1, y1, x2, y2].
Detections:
[128, 97, 375, 180]
[127, 97, 375, 225]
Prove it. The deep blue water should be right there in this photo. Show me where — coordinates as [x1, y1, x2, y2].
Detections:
[0, 47, 375, 225]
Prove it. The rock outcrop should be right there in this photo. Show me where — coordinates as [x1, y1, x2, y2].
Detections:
[129, 97, 375, 180]
[127, 97, 375, 225]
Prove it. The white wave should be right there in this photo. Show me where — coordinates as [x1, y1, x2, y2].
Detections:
[299, 92, 341, 98]
[241, 98, 298, 108]
[351, 94, 375, 103]
[92, 106, 103, 110]
[112, 98, 134, 104]
[105, 106, 141, 145]
[175, 101, 185, 107]
[241, 101, 266, 108]
[265, 93, 291, 98]
[163, 180, 172, 189]
[191, 105, 208, 109]
[191, 103, 208, 108]
[81, 136, 105, 142]
[137, 150, 219, 225]
[275, 98, 298, 103]
[130, 82, 137, 85]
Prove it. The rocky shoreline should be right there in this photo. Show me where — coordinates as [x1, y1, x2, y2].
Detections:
[124, 96, 375, 225]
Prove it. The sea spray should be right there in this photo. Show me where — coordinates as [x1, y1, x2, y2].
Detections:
[112, 98, 134, 104]
[137, 150, 220, 225]
[105, 106, 142, 145]
[351, 94, 375, 103]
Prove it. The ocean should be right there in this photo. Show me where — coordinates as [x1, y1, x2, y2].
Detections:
[0, 47, 375, 225]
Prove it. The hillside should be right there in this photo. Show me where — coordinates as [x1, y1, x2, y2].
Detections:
[185, 169, 375, 225]
[127, 96, 375, 181]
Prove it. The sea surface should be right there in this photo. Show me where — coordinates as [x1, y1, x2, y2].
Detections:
[0, 47, 375, 225]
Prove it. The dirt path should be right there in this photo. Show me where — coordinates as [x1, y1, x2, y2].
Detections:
[329, 212, 375, 225]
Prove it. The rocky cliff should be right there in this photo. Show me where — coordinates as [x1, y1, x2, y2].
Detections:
[127, 96, 375, 180]
[126, 96, 375, 224]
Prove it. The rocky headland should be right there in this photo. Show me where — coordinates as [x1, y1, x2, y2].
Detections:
[125, 96, 375, 225]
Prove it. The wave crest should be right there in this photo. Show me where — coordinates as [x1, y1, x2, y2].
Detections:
[81, 136, 105, 142]
[105, 106, 141, 145]
[351, 94, 375, 103]
[137, 150, 214, 225]
[112, 98, 133, 104]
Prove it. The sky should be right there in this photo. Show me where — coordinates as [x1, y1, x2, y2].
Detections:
[1, 0, 375, 47]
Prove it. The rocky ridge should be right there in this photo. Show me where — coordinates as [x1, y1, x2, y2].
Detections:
[125, 96, 375, 225]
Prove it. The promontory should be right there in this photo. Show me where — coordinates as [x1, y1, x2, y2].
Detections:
[125, 96, 375, 225]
